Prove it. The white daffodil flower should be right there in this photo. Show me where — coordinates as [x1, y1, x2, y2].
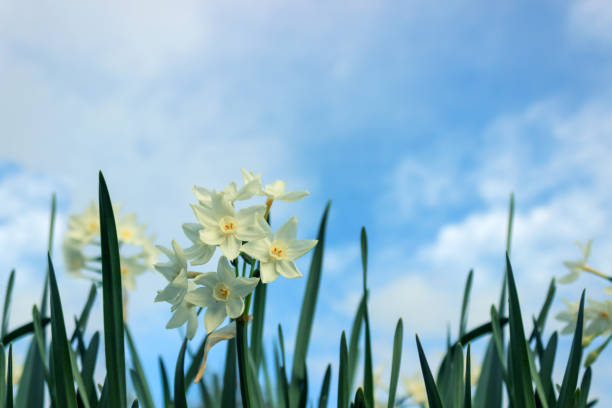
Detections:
[242, 216, 317, 284]
[139, 235, 159, 268]
[65, 202, 102, 245]
[63, 242, 87, 275]
[263, 180, 309, 202]
[193, 173, 261, 206]
[164, 280, 199, 339]
[555, 299, 583, 335]
[185, 257, 259, 333]
[116, 213, 148, 245]
[154, 240, 188, 282]
[241, 169, 264, 194]
[558, 240, 592, 283]
[191, 192, 266, 260]
[585, 298, 612, 337]
[182, 223, 216, 265]
[120, 255, 148, 291]
[403, 373, 428, 407]
[155, 268, 189, 306]
[604, 287, 612, 296]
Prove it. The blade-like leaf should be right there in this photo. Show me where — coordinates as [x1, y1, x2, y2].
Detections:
[6, 344, 13, 408]
[125, 326, 154, 408]
[338, 331, 349, 408]
[236, 318, 258, 407]
[557, 291, 586, 408]
[82, 332, 100, 406]
[98, 172, 127, 408]
[0, 343, 5, 406]
[464, 344, 471, 408]
[158, 357, 173, 408]
[505, 254, 535, 408]
[578, 367, 592, 408]
[70, 283, 97, 343]
[388, 318, 403, 408]
[361, 227, 374, 408]
[185, 334, 206, 390]
[250, 281, 267, 368]
[348, 295, 365, 391]
[415, 335, 444, 408]
[1, 318, 51, 345]
[68, 345, 92, 408]
[48, 254, 77, 408]
[458, 318, 509, 346]
[353, 388, 366, 408]
[289, 201, 330, 406]
[318, 364, 331, 408]
[173, 338, 188, 408]
[459, 270, 474, 339]
[1, 270, 15, 339]
[221, 338, 237, 408]
[529, 278, 556, 343]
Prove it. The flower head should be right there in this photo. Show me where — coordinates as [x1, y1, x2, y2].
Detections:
[585, 298, 612, 337]
[262, 179, 308, 202]
[191, 192, 266, 260]
[182, 223, 216, 265]
[242, 216, 317, 283]
[559, 240, 592, 283]
[403, 373, 428, 407]
[154, 240, 188, 282]
[186, 256, 259, 333]
[555, 299, 582, 335]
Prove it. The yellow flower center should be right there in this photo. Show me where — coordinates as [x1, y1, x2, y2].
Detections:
[213, 282, 231, 301]
[600, 311, 609, 319]
[121, 266, 128, 276]
[269, 241, 287, 260]
[88, 221, 99, 232]
[121, 229, 132, 239]
[219, 216, 237, 234]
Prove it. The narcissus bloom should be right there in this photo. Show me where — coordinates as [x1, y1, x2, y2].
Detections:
[585, 298, 612, 337]
[163, 278, 199, 339]
[242, 216, 317, 283]
[185, 257, 259, 333]
[182, 223, 216, 265]
[154, 240, 188, 282]
[559, 240, 592, 283]
[191, 192, 266, 260]
[403, 374, 428, 407]
[555, 299, 582, 335]
[262, 180, 309, 202]
[120, 255, 148, 291]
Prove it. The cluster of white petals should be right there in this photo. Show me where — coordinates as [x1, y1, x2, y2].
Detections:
[154, 169, 317, 342]
[63, 202, 157, 291]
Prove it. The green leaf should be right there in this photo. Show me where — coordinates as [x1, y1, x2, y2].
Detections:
[48, 254, 78, 408]
[578, 366, 592, 408]
[361, 227, 374, 408]
[125, 326, 154, 408]
[6, 344, 13, 408]
[388, 318, 403, 408]
[353, 388, 366, 408]
[505, 254, 536, 408]
[1, 269, 15, 339]
[221, 338, 237, 408]
[158, 357, 173, 408]
[525, 346, 549, 408]
[348, 295, 365, 392]
[0, 343, 5, 406]
[1, 318, 51, 345]
[68, 344, 92, 408]
[98, 172, 127, 408]
[464, 344, 471, 408]
[250, 281, 267, 369]
[173, 338, 188, 408]
[248, 353, 265, 407]
[70, 283, 98, 343]
[338, 331, 349, 408]
[539, 332, 557, 406]
[557, 291, 586, 408]
[457, 318, 509, 346]
[318, 364, 331, 408]
[82, 332, 100, 406]
[528, 278, 556, 343]
[31, 306, 54, 396]
[438, 344, 464, 408]
[289, 201, 331, 407]
[459, 270, 474, 339]
[184, 333, 206, 390]
[236, 318, 259, 407]
[415, 335, 444, 408]
[131, 399, 139, 408]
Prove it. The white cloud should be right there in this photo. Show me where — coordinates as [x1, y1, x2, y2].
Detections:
[568, 0, 612, 44]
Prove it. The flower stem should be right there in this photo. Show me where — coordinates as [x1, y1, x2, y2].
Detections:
[236, 319, 251, 407]
[582, 265, 612, 282]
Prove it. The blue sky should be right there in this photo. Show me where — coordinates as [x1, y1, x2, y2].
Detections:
[2, 0, 612, 405]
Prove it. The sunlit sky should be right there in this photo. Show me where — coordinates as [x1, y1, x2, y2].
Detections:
[2, 0, 612, 406]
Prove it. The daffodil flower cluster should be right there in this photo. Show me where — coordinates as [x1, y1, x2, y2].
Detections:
[63, 202, 157, 290]
[154, 169, 317, 341]
[556, 239, 612, 363]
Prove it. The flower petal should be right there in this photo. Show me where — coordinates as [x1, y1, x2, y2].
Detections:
[286, 239, 318, 260]
[190, 203, 217, 227]
[277, 190, 309, 202]
[199, 227, 225, 246]
[229, 277, 260, 297]
[276, 260, 302, 279]
[204, 302, 227, 333]
[226, 294, 245, 319]
[220, 235, 241, 260]
[275, 216, 298, 242]
[184, 287, 214, 308]
[166, 304, 190, 329]
[194, 272, 219, 288]
[264, 179, 286, 197]
[186, 309, 198, 339]
[260, 261, 279, 284]
[182, 223, 202, 243]
[242, 238, 272, 261]
[217, 256, 236, 285]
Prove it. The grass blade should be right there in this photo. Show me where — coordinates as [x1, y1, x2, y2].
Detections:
[221, 338, 237, 408]
[415, 335, 444, 408]
[338, 331, 349, 408]
[68, 345, 91, 408]
[185, 334, 206, 390]
[70, 283, 97, 343]
[557, 291, 585, 408]
[173, 338, 188, 408]
[48, 254, 77, 408]
[457, 318, 509, 346]
[505, 254, 535, 408]
[2, 319, 50, 344]
[318, 364, 331, 408]
[0, 343, 5, 406]
[459, 270, 474, 339]
[353, 388, 366, 408]
[464, 344, 471, 408]
[82, 332, 100, 406]
[388, 318, 403, 408]
[348, 295, 365, 392]
[1, 269, 15, 339]
[158, 357, 173, 408]
[528, 278, 556, 343]
[578, 366, 592, 408]
[98, 172, 127, 408]
[361, 227, 374, 408]
[6, 344, 13, 408]
[125, 326, 154, 408]
[289, 201, 331, 406]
